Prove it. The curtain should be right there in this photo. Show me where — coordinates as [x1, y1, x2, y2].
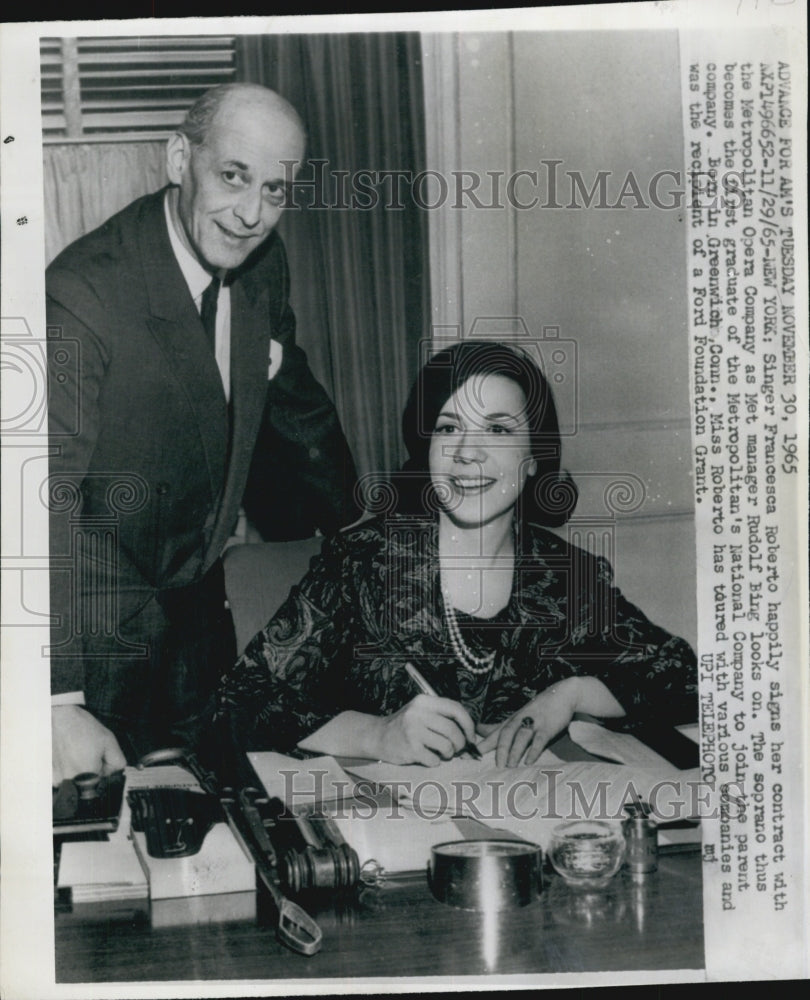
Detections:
[43, 142, 166, 264]
[237, 33, 430, 481]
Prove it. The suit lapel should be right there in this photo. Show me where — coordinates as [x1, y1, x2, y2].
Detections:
[137, 192, 229, 507]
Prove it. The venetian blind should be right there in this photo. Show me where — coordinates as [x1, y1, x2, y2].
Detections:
[40, 35, 237, 142]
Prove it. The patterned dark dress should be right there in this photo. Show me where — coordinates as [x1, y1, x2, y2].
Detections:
[217, 514, 697, 751]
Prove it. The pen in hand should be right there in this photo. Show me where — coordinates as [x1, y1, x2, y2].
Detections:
[404, 662, 482, 761]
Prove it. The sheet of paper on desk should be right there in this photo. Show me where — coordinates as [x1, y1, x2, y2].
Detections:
[568, 720, 680, 771]
[345, 752, 700, 852]
[247, 751, 358, 805]
[344, 744, 564, 790]
[471, 760, 702, 849]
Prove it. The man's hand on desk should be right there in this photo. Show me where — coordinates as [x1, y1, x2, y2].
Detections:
[52, 704, 126, 785]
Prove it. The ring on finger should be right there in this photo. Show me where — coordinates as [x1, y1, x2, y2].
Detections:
[520, 716, 534, 730]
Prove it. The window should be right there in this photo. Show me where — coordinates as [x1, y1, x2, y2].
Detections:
[40, 35, 237, 142]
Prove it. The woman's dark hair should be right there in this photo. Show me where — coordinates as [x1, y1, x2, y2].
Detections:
[393, 339, 578, 527]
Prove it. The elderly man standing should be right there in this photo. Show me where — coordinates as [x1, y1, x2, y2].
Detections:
[48, 83, 359, 781]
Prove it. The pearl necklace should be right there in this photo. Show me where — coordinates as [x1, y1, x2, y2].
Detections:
[441, 588, 496, 675]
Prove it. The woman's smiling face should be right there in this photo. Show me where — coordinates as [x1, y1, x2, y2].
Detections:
[429, 373, 537, 529]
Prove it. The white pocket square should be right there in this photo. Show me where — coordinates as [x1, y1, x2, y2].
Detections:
[268, 339, 283, 380]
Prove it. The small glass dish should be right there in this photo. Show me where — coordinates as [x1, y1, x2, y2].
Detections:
[548, 820, 626, 890]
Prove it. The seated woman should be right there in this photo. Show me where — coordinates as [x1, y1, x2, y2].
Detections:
[218, 341, 697, 767]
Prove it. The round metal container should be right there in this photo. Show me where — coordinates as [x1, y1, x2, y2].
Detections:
[427, 839, 543, 910]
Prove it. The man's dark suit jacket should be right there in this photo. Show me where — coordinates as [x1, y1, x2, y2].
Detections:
[47, 188, 359, 757]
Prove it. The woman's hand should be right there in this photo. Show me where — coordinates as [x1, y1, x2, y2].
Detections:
[477, 676, 625, 767]
[478, 679, 579, 767]
[298, 697, 477, 766]
[376, 695, 477, 766]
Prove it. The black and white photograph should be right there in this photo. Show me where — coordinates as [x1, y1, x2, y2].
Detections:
[0, 3, 806, 995]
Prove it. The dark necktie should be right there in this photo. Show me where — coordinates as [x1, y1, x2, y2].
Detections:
[200, 277, 219, 352]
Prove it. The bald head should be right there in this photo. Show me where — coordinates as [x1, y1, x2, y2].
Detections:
[177, 83, 305, 149]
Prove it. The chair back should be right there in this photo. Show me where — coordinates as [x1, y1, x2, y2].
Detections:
[223, 538, 323, 654]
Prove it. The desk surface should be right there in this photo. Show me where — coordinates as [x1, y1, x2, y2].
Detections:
[55, 849, 704, 982]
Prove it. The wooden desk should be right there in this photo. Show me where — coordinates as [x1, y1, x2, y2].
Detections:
[55, 848, 703, 982]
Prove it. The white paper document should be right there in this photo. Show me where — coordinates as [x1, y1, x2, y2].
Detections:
[568, 720, 680, 771]
[247, 751, 359, 805]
